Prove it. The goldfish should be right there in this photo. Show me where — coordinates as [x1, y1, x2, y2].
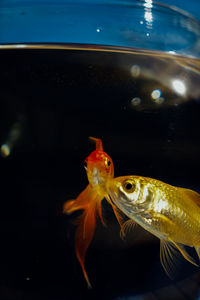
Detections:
[63, 137, 123, 288]
[108, 175, 200, 277]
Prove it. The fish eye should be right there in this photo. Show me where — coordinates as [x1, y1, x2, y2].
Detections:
[84, 160, 87, 170]
[105, 158, 111, 168]
[123, 180, 135, 193]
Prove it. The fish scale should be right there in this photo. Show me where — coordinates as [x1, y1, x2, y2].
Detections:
[153, 181, 200, 245]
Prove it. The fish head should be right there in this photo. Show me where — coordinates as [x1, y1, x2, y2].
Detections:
[84, 150, 114, 188]
[108, 176, 153, 218]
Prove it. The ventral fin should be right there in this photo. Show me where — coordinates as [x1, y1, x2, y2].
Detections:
[160, 239, 198, 279]
[160, 239, 181, 278]
[180, 187, 200, 207]
[195, 246, 200, 260]
[97, 200, 106, 227]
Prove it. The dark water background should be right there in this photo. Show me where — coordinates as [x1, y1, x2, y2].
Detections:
[0, 47, 200, 299]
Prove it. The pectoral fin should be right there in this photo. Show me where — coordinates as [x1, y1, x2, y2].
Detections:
[63, 185, 91, 214]
[120, 219, 137, 239]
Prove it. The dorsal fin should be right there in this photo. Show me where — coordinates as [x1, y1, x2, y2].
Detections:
[89, 137, 103, 151]
[180, 187, 200, 207]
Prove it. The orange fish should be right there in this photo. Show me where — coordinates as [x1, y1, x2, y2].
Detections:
[63, 137, 123, 288]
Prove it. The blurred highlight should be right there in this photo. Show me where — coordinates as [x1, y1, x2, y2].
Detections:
[0, 117, 25, 158]
[0, 144, 10, 157]
[172, 79, 186, 95]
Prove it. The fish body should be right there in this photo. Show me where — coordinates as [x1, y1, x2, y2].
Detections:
[63, 137, 118, 288]
[108, 175, 200, 276]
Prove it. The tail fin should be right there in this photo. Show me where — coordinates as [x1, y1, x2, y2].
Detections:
[75, 203, 97, 288]
[63, 185, 104, 288]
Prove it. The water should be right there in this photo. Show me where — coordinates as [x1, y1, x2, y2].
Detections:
[0, 44, 200, 299]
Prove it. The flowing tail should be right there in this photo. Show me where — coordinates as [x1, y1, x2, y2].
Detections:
[63, 185, 103, 288]
[74, 203, 97, 288]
